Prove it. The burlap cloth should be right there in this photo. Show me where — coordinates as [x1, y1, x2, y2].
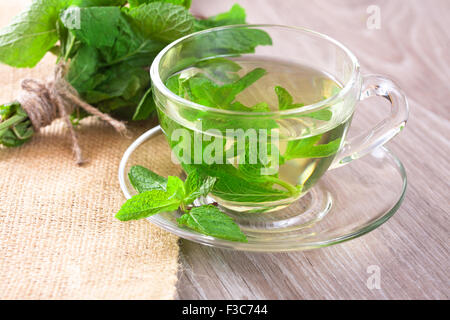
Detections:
[0, 1, 179, 299]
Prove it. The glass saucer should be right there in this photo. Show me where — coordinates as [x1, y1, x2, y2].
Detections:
[119, 126, 407, 252]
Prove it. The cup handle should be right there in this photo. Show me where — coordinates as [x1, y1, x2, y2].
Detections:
[330, 74, 409, 169]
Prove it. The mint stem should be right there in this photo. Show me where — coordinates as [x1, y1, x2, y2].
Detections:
[263, 176, 300, 197]
[0, 114, 27, 131]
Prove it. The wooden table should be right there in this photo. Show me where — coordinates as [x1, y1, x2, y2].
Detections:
[176, 0, 449, 299]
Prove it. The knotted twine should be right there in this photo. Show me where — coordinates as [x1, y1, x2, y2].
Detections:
[17, 62, 129, 165]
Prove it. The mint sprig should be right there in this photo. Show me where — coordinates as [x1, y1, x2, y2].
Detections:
[116, 165, 248, 243]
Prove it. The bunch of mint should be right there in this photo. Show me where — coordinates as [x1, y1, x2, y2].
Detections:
[0, 1, 262, 148]
[117, 165, 247, 242]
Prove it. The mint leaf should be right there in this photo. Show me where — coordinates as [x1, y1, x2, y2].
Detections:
[83, 62, 149, 102]
[71, 0, 127, 6]
[183, 170, 217, 204]
[185, 76, 220, 107]
[194, 4, 246, 31]
[102, 39, 165, 68]
[121, 165, 248, 243]
[167, 66, 267, 109]
[0, 129, 27, 148]
[275, 86, 294, 110]
[187, 68, 267, 108]
[62, 6, 165, 68]
[177, 205, 247, 242]
[225, 68, 267, 103]
[127, 2, 195, 43]
[59, 4, 170, 122]
[61, 6, 121, 48]
[170, 67, 278, 132]
[132, 88, 155, 121]
[183, 163, 291, 203]
[129, 0, 192, 9]
[228, 101, 270, 112]
[117, 174, 185, 221]
[211, 171, 294, 202]
[0, 103, 32, 147]
[275, 85, 333, 121]
[167, 175, 186, 202]
[284, 135, 342, 160]
[165, 74, 183, 96]
[128, 0, 149, 7]
[191, 5, 272, 59]
[66, 45, 100, 93]
[192, 27, 272, 56]
[115, 189, 182, 221]
[119, 165, 252, 241]
[0, 106, 33, 148]
[275, 85, 304, 110]
[302, 109, 333, 121]
[128, 165, 168, 193]
[210, 3, 246, 25]
[194, 58, 242, 84]
[237, 141, 283, 182]
[0, 0, 70, 68]
[0, 102, 20, 120]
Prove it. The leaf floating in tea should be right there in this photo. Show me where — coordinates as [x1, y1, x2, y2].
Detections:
[284, 135, 342, 160]
[275, 85, 332, 121]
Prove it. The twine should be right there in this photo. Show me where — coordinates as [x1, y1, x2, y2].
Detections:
[17, 63, 129, 165]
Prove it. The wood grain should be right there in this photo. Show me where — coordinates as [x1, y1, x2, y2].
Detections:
[176, 0, 450, 300]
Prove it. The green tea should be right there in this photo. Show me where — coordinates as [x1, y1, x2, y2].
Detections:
[157, 57, 351, 212]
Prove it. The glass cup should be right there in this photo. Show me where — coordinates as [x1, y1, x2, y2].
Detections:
[150, 25, 408, 228]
